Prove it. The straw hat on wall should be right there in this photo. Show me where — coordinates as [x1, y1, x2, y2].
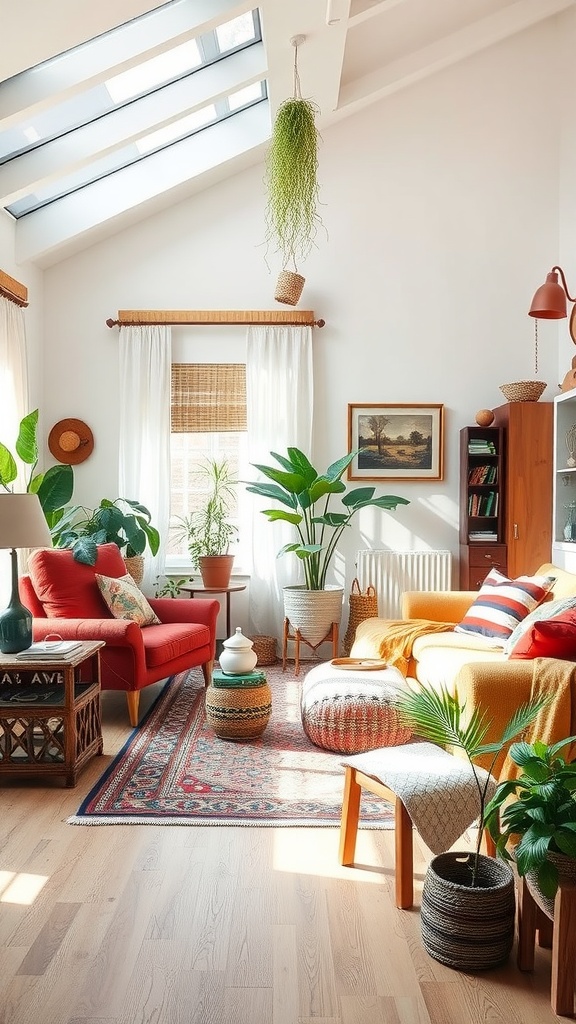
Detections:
[48, 418, 94, 464]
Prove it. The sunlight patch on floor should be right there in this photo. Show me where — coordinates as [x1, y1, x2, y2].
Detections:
[0, 870, 49, 904]
[272, 825, 390, 883]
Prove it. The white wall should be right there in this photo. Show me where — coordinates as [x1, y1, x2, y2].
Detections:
[40, 16, 571, 628]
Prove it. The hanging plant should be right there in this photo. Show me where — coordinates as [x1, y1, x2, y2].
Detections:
[264, 36, 324, 283]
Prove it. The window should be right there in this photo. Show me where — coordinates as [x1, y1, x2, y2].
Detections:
[169, 363, 249, 572]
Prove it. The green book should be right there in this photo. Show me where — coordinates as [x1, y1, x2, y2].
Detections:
[212, 669, 267, 689]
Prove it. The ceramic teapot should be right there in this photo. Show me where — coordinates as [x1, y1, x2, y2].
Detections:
[219, 627, 258, 675]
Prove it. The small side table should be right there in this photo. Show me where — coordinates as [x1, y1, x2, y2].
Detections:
[0, 640, 104, 787]
[181, 583, 247, 638]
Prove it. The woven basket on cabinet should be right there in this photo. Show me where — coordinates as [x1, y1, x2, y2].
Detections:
[499, 380, 546, 402]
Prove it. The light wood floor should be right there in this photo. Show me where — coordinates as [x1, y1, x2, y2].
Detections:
[0, 680, 569, 1024]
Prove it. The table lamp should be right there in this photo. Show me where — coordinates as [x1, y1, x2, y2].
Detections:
[0, 493, 52, 653]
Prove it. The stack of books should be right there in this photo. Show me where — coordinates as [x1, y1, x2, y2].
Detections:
[469, 529, 499, 542]
[15, 640, 83, 660]
[468, 438, 496, 455]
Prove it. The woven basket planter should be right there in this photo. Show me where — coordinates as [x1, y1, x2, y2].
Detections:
[284, 585, 344, 647]
[123, 554, 144, 586]
[249, 635, 277, 666]
[275, 270, 305, 306]
[421, 852, 515, 971]
[525, 851, 576, 920]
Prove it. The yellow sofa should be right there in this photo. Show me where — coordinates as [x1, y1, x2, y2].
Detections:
[350, 563, 576, 777]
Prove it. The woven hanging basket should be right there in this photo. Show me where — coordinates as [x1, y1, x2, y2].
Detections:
[421, 852, 515, 971]
[275, 270, 305, 306]
[342, 578, 379, 657]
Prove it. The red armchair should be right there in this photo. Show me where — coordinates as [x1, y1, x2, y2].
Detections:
[20, 543, 219, 726]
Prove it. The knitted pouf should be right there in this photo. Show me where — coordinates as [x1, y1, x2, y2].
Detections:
[300, 661, 412, 754]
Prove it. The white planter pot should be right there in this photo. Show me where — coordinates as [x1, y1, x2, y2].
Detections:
[283, 585, 343, 647]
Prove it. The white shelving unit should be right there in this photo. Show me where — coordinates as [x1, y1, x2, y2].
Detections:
[552, 390, 576, 571]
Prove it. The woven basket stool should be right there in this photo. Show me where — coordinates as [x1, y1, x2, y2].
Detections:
[205, 671, 272, 740]
[300, 661, 412, 755]
[339, 743, 496, 909]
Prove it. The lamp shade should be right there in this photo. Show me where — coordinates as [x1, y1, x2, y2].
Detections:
[0, 493, 52, 549]
[529, 270, 568, 319]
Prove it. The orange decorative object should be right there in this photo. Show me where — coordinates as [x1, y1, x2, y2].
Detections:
[475, 409, 494, 426]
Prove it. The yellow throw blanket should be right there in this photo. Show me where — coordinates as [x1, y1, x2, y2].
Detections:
[501, 657, 576, 779]
[351, 617, 456, 676]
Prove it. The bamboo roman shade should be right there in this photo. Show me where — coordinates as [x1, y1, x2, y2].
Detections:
[171, 363, 247, 432]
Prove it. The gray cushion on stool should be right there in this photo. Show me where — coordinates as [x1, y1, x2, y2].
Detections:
[341, 742, 496, 853]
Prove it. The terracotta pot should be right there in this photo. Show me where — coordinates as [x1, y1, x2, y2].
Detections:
[199, 554, 234, 589]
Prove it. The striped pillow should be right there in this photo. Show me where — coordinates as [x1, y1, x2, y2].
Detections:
[455, 569, 555, 641]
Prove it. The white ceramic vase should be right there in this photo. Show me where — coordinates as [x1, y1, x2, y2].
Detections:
[219, 627, 258, 675]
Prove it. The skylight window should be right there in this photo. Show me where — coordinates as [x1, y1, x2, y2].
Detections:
[0, 3, 267, 227]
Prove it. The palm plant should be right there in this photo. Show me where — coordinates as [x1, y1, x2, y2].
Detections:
[484, 737, 576, 899]
[173, 458, 238, 568]
[397, 683, 550, 886]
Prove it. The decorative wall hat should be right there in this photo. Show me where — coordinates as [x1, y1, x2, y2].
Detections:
[48, 418, 94, 464]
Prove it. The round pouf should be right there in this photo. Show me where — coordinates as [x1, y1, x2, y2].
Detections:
[300, 662, 412, 754]
[205, 677, 272, 740]
[421, 852, 516, 971]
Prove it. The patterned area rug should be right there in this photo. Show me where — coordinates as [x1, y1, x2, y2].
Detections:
[69, 664, 395, 827]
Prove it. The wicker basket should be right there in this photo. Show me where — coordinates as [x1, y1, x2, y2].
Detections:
[342, 578, 379, 657]
[275, 270, 305, 306]
[499, 380, 546, 402]
[249, 634, 277, 666]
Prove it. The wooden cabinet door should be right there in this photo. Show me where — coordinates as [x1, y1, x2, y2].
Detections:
[492, 402, 553, 577]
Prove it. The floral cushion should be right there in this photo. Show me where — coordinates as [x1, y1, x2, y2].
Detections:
[95, 573, 160, 626]
[454, 569, 555, 641]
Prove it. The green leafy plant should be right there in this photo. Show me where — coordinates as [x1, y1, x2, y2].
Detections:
[397, 683, 550, 886]
[246, 447, 409, 591]
[154, 575, 191, 598]
[173, 458, 238, 569]
[265, 95, 323, 271]
[484, 737, 576, 899]
[51, 497, 160, 566]
[0, 409, 74, 526]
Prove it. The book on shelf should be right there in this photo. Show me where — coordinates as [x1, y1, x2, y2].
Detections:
[468, 440, 496, 455]
[15, 640, 83, 660]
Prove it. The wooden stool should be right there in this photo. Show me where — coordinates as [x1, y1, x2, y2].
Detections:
[282, 617, 339, 676]
[338, 751, 496, 910]
[517, 875, 576, 1016]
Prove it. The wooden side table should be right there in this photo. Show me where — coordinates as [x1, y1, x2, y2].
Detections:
[0, 640, 104, 787]
[180, 583, 247, 638]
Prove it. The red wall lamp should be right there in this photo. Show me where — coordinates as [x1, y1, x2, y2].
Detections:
[529, 266, 576, 341]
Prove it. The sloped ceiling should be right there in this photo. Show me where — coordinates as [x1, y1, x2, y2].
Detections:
[1, 0, 573, 266]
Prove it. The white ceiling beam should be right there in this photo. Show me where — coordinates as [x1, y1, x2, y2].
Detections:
[0, 0, 249, 129]
[0, 44, 266, 204]
[337, 0, 575, 114]
[15, 101, 270, 265]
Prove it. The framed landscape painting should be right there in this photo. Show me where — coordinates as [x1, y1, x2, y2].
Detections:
[347, 403, 444, 481]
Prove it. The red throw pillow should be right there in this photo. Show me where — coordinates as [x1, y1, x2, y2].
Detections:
[508, 608, 576, 660]
[28, 543, 127, 618]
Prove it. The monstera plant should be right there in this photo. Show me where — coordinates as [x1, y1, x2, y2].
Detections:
[0, 409, 74, 527]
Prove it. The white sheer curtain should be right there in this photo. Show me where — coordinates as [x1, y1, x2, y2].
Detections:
[119, 326, 171, 593]
[246, 325, 313, 638]
[0, 295, 28, 488]
[0, 295, 29, 605]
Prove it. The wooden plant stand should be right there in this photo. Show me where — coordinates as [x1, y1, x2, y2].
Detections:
[282, 617, 339, 676]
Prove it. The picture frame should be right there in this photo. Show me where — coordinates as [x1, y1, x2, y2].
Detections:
[347, 403, 444, 481]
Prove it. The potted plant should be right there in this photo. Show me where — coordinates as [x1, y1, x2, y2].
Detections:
[264, 36, 324, 305]
[246, 447, 409, 645]
[173, 458, 238, 589]
[51, 497, 160, 580]
[396, 682, 549, 970]
[0, 409, 74, 526]
[484, 736, 576, 910]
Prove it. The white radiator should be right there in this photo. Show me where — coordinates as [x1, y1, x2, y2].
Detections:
[356, 549, 452, 618]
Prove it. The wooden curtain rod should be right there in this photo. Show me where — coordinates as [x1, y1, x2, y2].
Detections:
[106, 308, 325, 328]
[0, 269, 28, 308]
